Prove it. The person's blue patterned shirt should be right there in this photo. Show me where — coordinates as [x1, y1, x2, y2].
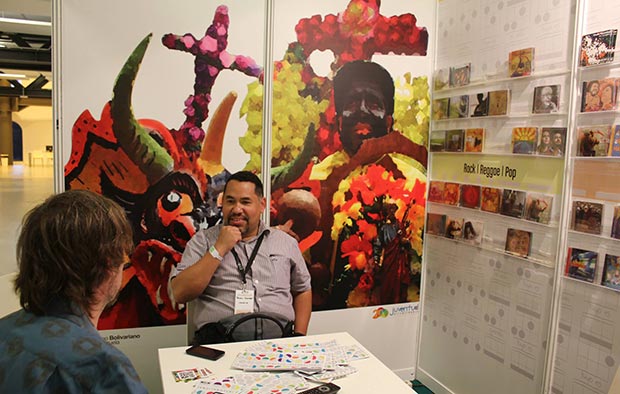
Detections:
[0, 300, 147, 393]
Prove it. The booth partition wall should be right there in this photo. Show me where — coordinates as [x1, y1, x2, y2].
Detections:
[418, 0, 620, 394]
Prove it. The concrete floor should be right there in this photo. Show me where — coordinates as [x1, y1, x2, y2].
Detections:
[0, 163, 54, 276]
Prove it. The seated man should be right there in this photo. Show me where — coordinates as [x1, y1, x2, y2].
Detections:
[172, 171, 312, 344]
[0, 190, 146, 393]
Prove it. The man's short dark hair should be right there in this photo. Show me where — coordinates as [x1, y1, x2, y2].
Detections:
[15, 190, 134, 316]
[224, 171, 263, 197]
[333, 60, 395, 116]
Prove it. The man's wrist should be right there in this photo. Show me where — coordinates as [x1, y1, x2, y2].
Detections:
[208, 245, 223, 262]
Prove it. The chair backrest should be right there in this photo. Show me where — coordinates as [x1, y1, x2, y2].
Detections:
[0, 272, 20, 318]
[223, 312, 292, 342]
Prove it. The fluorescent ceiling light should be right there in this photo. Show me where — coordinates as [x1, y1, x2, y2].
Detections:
[0, 17, 51, 27]
[0, 73, 27, 79]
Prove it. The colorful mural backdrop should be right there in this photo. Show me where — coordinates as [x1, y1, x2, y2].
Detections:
[247, 0, 430, 310]
[65, 0, 429, 329]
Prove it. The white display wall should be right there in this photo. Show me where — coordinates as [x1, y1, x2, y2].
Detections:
[550, 1, 620, 393]
[419, 0, 576, 392]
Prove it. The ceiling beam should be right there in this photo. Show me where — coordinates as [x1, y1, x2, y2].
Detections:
[0, 86, 51, 99]
[0, 47, 51, 72]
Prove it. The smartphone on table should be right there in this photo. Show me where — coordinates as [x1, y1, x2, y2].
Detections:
[185, 345, 226, 361]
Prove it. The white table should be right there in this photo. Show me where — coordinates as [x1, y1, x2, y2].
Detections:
[158, 332, 417, 393]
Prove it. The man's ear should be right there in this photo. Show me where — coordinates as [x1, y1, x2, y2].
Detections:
[260, 196, 267, 212]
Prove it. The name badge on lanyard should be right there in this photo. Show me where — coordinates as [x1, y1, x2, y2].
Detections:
[234, 289, 255, 314]
[230, 231, 266, 315]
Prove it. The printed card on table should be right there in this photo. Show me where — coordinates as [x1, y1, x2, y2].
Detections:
[172, 367, 213, 383]
[566, 247, 597, 282]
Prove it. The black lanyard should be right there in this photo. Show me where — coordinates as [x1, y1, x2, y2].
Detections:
[230, 231, 266, 285]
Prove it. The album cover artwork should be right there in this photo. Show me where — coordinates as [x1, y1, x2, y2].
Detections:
[430, 130, 446, 152]
[536, 127, 566, 157]
[602, 254, 620, 290]
[432, 98, 450, 120]
[571, 200, 604, 235]
[611, 206, 620, 239]
[462, 220, 484, 245]
[445, 217, 464, 239]
[488, 90, 510, 116]
[481, 187, 502, 213]
[443, 182, 460, 206]
[532, 85, 560, 114]
[460, 184, 481, 209]
[566, 247, 597, 282]
[449, 95, 469, 118]
[524, 193, 553, 225]
[426, 213, 446, 236]
[434, 68, 450, 91]
[609, 125, 620, 156]
[577, 125, 611, 157]
[464, 128, 484, 153]
[500, 189, 527, 218]
[580, 29, 618, 67]
[581, 78, 617, 112]
[505, 228, 532, 258]
[450, 63, 471, 87]
[512, 127, 538, 154]
[509, 47, 534, 77]
[445, 129, 464, 152]
[470, 92, 489, 117]
[428, 181, 445, 203]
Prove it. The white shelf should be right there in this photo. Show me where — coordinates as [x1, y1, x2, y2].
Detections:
[433, 69, 571, 94]
[426, 233, 554, 268]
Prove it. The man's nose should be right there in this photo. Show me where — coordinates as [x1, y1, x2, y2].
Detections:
[359, 98, 371, 114]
